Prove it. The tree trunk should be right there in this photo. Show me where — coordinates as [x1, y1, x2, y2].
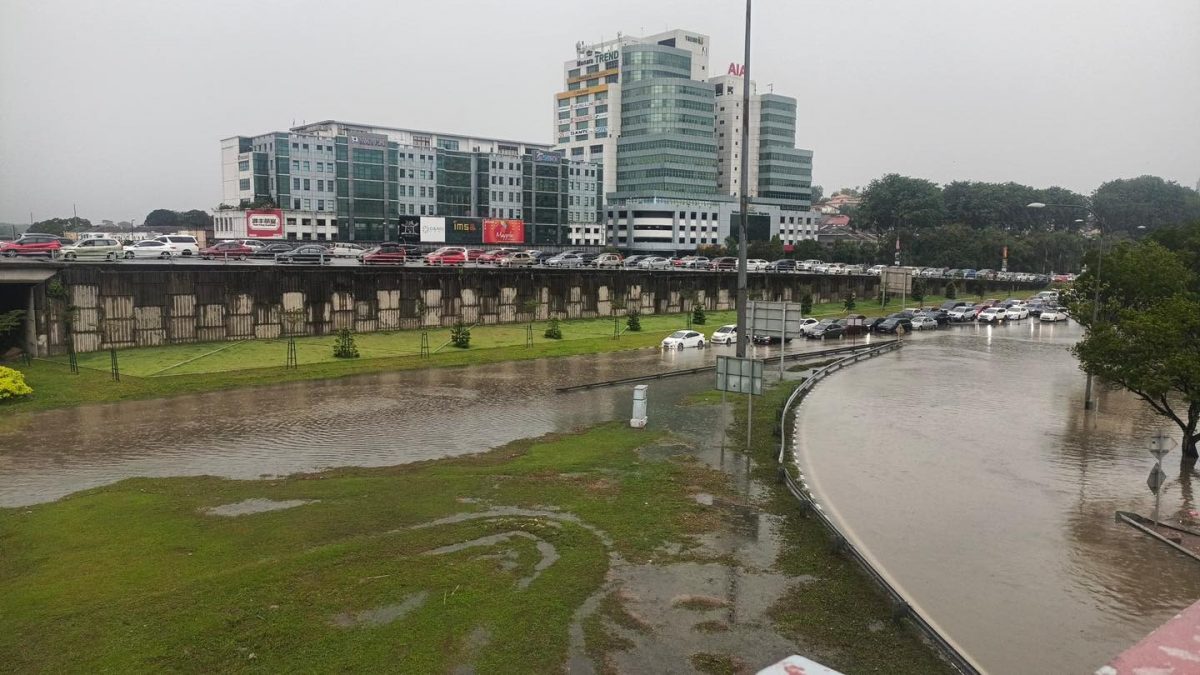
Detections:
[1185, 410, 1199, 460]
[1186, 434, 1199, 460]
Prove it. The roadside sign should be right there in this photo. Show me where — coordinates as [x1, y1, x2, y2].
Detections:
[716, 356, 763, 395]
[747, 301, 806, 338]
[1147, 464, 1167, 494]
[1149, 432, 1176, 460]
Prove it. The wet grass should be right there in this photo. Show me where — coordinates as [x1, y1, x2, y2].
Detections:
[0, 422, 734, 674]
[726, 380, 957, 674]
[690, 652, 746, 674]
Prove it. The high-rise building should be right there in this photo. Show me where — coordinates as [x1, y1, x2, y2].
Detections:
[219, 121, 601, 244]
[562, 29, 817, 252]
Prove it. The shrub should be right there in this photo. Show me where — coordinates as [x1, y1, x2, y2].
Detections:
[944, 281, 958, 299]
[332, 328, 359, 359]
[911, 278, 926, 303]
[0, 366, 33, 401]
[842, 292, 856, 312]
[626, 310, 642, 332]
[799, 289, 813, 315]
[450, 320, 471, 348]
[544, 317, 563, 340]
[692, 303, 706, 325]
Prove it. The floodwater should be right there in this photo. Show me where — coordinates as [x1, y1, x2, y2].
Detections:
[794, 320, 1200, 674]
[0, 335, 843, 507]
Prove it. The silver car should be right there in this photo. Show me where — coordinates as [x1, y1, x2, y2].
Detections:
[61, 237, 123, 261]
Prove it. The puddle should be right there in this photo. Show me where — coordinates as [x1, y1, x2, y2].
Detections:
[451, 626, 493, 675]
[424, 530, 560, 590]
[201, 498, 316, 517]
[330, 591, 429, 628]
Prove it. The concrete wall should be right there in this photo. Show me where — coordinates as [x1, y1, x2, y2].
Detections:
[30, 266, 886, 355]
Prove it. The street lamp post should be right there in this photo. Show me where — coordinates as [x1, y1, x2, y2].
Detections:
[1027, 202, 1104, 410]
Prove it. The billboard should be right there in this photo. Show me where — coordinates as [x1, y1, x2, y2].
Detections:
[420, 216, 446, 242]
[245, 209, 284, 238]
[716, 356, 764, 395]
[747, 301, 808, 337]
[446, 217, 482, 244]
[533, 149, 562, 163]
[483, 219, 525, 244]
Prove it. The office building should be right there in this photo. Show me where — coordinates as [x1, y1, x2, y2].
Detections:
[219, 121, 601, 244]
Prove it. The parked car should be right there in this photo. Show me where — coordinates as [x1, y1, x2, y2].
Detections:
[622, 255, 648, 268]
[638, 256, 672, 270]
[1039, 307, 1068, 322]
[752, 334, 795, 345]
[200, 241, 253, 260]
[876, 318, 914, 334]
[747, 259, 769, 272]
[60, 237, 123, 261]
[939, 300, 970, 312]
[911, 316, 938, 330]
[253, 242, 296, 258]
[361, 243, 410, 265]
[866, 317, 890, 332]
[546, 252, 585, 268]
[948, 306, 978, 322]
[916, 309, 951, 325]
[661, 330, 706, 350]
[277, 245, 332, 264]
[153, 235, 200, 256]
[578, 252, 602, 266]
[424, 246, 468, 266]
[476, 248, 519, 264]
[710, 324, 738, 345]
[799, 259, 824, 271]
[593, 253, 624, 269]
[122, 240, 175, 259]
[977, 307, 1007, 324]
[497, 251, 535, 267]
[809, 321, 846, 340]
[798, 317, 822, 335]
[1, 234, 63, 258]
[768, 259, 798, 272]
[674, 255, 705, 268]
[867, 264, 887, 275]
[1005, 305, 1030, 320]
[239, 239, 268, 250]
[710, 257, 737, 270]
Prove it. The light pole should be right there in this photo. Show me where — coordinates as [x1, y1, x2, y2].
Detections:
[735, 0, 752, 357]
[1027, 201, 1104, 410]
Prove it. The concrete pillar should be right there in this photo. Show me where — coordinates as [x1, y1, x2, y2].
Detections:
[26, 286, 37, 357]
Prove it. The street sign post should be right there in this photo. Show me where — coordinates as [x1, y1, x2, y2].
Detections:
[717, 356, 764, 450]
[1147, 431, 1176, 525]
[1149, 431, 1176, 460]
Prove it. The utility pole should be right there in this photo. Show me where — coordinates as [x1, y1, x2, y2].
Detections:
[735, 0, 752, 358]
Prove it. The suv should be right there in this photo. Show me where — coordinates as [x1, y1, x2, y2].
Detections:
[1, 234, 63, 258]
[61, 237, 123, 261]
[153, 235, 199, 256]
[593, 253, 623, 268]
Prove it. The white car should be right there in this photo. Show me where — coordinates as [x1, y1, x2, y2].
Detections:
[1039, 307, 1068, 322]
[867, 264, 887, 275]
[948, 306, 978, 322]
[1006, 305, 1029, 320]
[240, 239, 267, 250]
[638, 256, 671, 270]
[747, 259, 769, 272]
[153, 235, 199, 256]
[911, 316, 938, 330]
[661, 330, 705, 350]
[123, 240, 175, 259]
[710, 324, 738, 345]
[328, 243, 365, 258]
[547, 253, 584, 268]
[798, 317, 822, 335]
[799, 259, 823, 271]
[977, 307, 1007, 324]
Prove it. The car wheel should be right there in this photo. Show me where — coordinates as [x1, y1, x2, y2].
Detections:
[677, 343, 685, 351]
[106, 252, 116, 261]
[64, 253, 76, 261]
[182, 250, 192, 256]
[124, 252, 134, 259]
[160, 252, 170, 258]
[697, 340, 705, 348]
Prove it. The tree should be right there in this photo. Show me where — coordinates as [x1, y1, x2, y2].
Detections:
[1092, 175, 1200, 236]
[857, 174, 945, 232]
[144, 209, 181, 229]
[28, 217, 91, 236]
[748, 235, 784, 261]
[810, 185, 825, 204]
[179, 209, 212, 229]
[1071, 241, 1200, 458]
[789, 239, 824, 260]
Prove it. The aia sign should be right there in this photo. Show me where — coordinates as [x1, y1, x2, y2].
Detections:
[728, 62, 745, 76]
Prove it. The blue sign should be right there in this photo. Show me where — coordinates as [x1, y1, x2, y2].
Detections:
[533, 150, 562, 164]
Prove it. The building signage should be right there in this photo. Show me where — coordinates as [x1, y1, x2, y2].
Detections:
[533, 150, 562, 164]
[728, 62, 745, 76]
[483, 219, 525, 244]
[420, 216, 446, 242]
[446, 218, 483, 244]
[349, 132, 387, 148]
[685, 35, 704, 45]
[245, 208, 284, 237]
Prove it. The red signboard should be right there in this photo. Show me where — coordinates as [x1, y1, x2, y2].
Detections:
[245, 209, 284, 238]
[483, 219, 525, 244]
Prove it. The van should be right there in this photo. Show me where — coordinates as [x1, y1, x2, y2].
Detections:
[153, 235, 200, 256]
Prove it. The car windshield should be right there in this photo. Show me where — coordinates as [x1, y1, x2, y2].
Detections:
[668, 331, 689, 338]
[715, 327, 733, 333]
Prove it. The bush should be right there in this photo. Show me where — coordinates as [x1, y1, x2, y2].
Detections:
[842, 292, 856, 312]
[0, 366, 33, 401]
[332, 328, 359, 359]
[626, 310, 642, 332]
[911, 278, 926, 303]
[799, 290, 813, 315]
[450, 321, 471, 348]
[543, 317, 563, 340]
[692, 303, 706, 325]
[944, 281, 958, 299]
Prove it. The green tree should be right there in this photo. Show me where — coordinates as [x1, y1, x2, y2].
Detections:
[543, 317, 563, 339]
[842, 292, 856, 312]
[789, 239, 824, 261]
[179, 209, 213, 229]
[748, 235, 784, 261]
[1092, 175, 1200, 236]
[799, 289, 813, 315]
[1070, 241, 1199, 458]
[943, 281, 958, 299]
[626, 310, 642, 332]
[857, 174, 945, 232]
[28, 217, 91, 236]
[332, 328, 359, 359]
[144, 209, 181, 229]
[450, 321, 471, 348]
[810, 184, 824, 204]
[910, 278, 926, 303]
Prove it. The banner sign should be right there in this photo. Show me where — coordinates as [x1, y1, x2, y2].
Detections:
[245, 209, 284, 237]
[420, 216, 446, 242]
[446, 217, 482, 244]
[716, 356, 763, 395]
[533, 149, 562, 164]
[483, 219, 525, 244]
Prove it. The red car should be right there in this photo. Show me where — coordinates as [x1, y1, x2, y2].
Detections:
[362, 243, 409, 265]
[1, 234, 62, 258]
[199, 241, 253, 260]
[465, 249, 486, 263]
[424, 247, 468, 266]
[477, 248, 518, 264]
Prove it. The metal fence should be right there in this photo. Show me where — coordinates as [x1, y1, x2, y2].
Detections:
[774, 340, 984, 675]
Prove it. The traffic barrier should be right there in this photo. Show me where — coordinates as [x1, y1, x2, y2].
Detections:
[774, 341, 984, 675]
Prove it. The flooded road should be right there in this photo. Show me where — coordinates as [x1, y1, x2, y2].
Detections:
[0, 336, 845, 507]
[794, 320, 1200, 674]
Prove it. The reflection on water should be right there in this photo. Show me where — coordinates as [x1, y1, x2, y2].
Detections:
[795, 320, 1200, 674]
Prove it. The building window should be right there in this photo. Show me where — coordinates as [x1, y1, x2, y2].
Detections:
[302, 179, 310, 190]
[292, 143, 298, 149]
[293, 198, 301, 209]
[302, 143, 309, 150]
[239, 178, 250, 190]
[292, 160, 299, 170]
[238, 160, 249, 172]
[318, 199, 324, 210]
[302, 199, 310, 210]
[293, 177, 300, 189]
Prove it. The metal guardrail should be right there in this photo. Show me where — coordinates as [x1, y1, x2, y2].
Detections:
[555, 340, 894, 393]
[774, 340, 985, 675]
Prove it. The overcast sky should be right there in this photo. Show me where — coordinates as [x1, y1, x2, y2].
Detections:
[1, 0, 1197, 223]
